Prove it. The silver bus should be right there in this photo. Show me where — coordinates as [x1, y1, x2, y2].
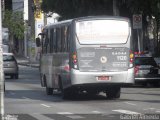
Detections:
[39, 16, 134, 99]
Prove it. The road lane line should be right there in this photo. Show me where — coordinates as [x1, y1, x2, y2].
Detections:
[143, 108, 155, 110]
[125, 102, 136, 106]
[112, 109, 141, 114]
[67, 115, 85, 119]
[30, 114, 54, 120]
[41, 104, 51, 108]
[22, 97, 30, 99]
[92, 111, 101, 114]
[57, 112, 73, 115]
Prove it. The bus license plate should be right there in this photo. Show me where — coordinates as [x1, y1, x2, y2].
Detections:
[97, 76, 110, 81]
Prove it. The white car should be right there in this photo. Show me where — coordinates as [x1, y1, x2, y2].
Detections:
[3, 53, 19, 79]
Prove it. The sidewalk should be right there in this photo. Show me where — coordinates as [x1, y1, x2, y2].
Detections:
[15, 56, 39, 68]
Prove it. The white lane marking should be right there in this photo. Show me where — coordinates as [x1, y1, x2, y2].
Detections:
[57, 112, 73, 115]
[143, 108, 155, 110]
[112, 109, 141, 115]
[30, 114, 54, 120]
[125, 102, 136, 106]
[92, 111, 101, 114]
[41, 104, 51, 108]
[67, 115, 84, 119]
[22, 97, 30, 99]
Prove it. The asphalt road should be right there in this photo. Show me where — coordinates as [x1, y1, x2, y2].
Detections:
[4, 65, 160, 120]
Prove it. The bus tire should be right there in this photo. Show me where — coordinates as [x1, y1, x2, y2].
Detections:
[46, 87, 53, 95]
[106, 86, 121, 99]
[58, 77, 66, 98]
[87, 90, 99, 95]
[44, 75, 53, 95]
[58, 77, 72, 99]
[41, 74, 46, 87]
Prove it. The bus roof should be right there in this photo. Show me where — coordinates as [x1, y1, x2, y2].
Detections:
[43, 16, 130, 29]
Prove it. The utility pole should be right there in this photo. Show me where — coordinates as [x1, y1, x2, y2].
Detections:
[0, 0, 5, 119]
[24, 22, 28, 57]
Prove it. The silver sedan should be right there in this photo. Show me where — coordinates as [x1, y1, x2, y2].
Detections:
[3, 53, 19, 79]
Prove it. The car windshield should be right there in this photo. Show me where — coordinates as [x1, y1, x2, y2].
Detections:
[3, 55, 15, 61]
[135, 57, 157, 66]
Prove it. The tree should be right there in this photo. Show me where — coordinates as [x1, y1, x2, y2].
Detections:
[119, 0, 160, 56]
[2, 10, 25, 54]
[41, 0, 159, 19]
[41, 0, 113, 20]
[2, 10, 25, 40]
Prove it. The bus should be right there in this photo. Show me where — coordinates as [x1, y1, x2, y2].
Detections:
[39, 16, 134, 99]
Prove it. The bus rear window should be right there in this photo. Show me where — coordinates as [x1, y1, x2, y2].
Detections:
[76, 20, 130, 44]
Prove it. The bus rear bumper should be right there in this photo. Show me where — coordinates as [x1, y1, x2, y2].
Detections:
[70, 68, 134, 86]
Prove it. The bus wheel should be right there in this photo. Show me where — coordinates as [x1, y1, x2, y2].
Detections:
[151, 82, 160, 88]
[46, 87, 53, 95]
[87, 90, 99, 96]
[41, 75, 46, 87]
[58, 78, 68, 99]
[106, 86, 121, 99]
[61, 89, 69, 99]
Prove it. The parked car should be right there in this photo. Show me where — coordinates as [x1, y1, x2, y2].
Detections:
[135, 55, 160, 87]
[3, 53, 19, 79]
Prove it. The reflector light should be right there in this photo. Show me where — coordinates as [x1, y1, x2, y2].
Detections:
[130, 59, 133, 63]
[130, 53, 134, 59]
[64, 65, 70, 71]
[129, 51, 134, 68]
[135, 66, 139, 75]
[72, 54, 77, 60]
[72, 52, 78, 64]
[73, 59, 77, 64]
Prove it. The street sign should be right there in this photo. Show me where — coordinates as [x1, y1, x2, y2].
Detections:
[133, 14, 142, 29]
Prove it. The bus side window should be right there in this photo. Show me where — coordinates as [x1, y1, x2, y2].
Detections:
[47, 30, 51, 53]
[62, 26, 70, 52]
[44, 38, 48, 54]
[58, 28, 62, 52]
[39, 32, 46, 54]
[42, 36, 46, 54]
[61, 27, 65, 52]
[53, 28, 56, 53]
[66, 26, 70, 52]
[44, 31, 49, 53]
[65, 26, 69, 52]
[55, 28, 58, 53]
[56, 28, 62, 52]
[41, 36, 44, 53]
[50, 29, 54, 53]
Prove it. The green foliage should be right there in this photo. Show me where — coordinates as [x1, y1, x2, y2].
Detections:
[120, 0, 160, 17]
[41, 0, 112, 20]
[2, 10, 25, 40]
[41, 0, 160, 20]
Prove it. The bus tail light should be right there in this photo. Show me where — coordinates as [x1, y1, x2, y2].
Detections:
[129, 51, 134, 68]
[72, 52, 78, 69]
